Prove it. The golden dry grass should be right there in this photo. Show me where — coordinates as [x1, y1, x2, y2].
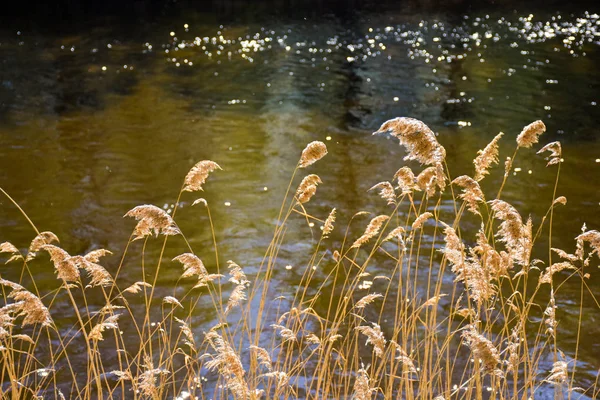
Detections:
[0, 119, 598, 399]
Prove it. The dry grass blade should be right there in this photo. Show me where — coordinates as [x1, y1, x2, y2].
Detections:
[351, 215, 389, 248]
[474, 132, 503, 181]
[299, 141, 328, 168]
[183, 160, 221, 192]
[516, 120, 546, 148]
[124, 204, 180, 240]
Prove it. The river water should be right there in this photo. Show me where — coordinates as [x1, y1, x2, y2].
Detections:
[0, 1, 599, 397]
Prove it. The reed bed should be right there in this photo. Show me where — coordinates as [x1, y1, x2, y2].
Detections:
[1, 117, 599, 399]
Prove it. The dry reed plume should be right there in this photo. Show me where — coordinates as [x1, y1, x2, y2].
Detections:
[0, 116, 597, 400]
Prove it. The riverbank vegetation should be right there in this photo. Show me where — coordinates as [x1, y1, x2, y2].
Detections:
[1, 117, 599, 399]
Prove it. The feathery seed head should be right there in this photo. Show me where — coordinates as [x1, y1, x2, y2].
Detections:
[173, 253, 207, 279]
[1, 242, 23, 264]
[393, 166, 417, 194]
[412, 212, 433, 230]
[296, 174, 322, 204]
[452, 176, 485, 215]
[27, 231, 59, 261]
[322, 208, 336, 238]
[355, 293, 383, 309]
[517, 120, 546, 148]
[462, 324, 502, 376]
[351, 215, 389, 248]
[0, 279, 52, 326]
[374, 117, 446, 165]
[537, 141, 562, 166]
[368, 182, 396, 205]
[163, 296, 183, 308]
[124, 204, 180, 240]
[355, 323, 386, 358]
[474, 132, 503, 181]
[352, 367, 375, 400]
[576, 230, 600, 259]
[89, 314, 120, 341]
[249, 345, 272, 371]
[123, 281, 152, 294]
[299, 141, 328, 168]
[183, 160, 221, 192]
[546, 360, 568, 386]
[42, 245, 80, 282]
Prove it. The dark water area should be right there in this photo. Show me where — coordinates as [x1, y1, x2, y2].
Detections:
[0, 0, 599, 397]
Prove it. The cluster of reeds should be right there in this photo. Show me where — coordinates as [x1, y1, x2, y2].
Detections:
[1, 117, 599, 399]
